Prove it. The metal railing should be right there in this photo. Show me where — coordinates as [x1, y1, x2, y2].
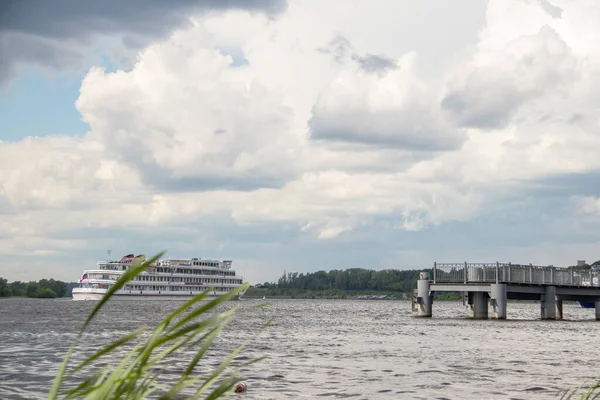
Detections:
[433, 262, 600, 287]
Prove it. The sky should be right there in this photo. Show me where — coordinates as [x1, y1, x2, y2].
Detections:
[2, 0, 600, 284]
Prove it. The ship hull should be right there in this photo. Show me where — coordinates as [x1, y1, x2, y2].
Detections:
[579, 301, 596, 308]
[72, 289, 244, 301]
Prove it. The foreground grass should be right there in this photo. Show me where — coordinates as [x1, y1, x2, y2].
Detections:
[561, 382, 600, 400]
[49, 251, 270, 399]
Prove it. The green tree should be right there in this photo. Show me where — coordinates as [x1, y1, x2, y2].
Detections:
[9, 281, 26, 296]
[40, 279, 67, 297]
[35, 288, 57, 298]
[54, 280, 67, 297]
[26, 282, 38, 297]
[270, 266, 431, 295]
[0, 278, 12, 297]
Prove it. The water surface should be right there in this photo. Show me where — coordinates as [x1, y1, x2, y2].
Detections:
[1, 298, 598, 399]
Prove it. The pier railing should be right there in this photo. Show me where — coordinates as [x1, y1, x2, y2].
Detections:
[433, 262, 600, 287]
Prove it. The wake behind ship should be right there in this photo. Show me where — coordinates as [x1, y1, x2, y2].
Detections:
[72, 253, 246, 301]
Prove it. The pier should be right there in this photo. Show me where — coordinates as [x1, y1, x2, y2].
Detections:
[412, 262, 600, 320]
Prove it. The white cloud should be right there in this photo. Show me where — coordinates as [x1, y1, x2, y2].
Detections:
[442, 25, 577, 129]
[0, 135, 142, 211]
[3, 0, 600, 282]
[310, 51, 465, 150]
[573, 196, 600, 216]
[76, 26, 302, 190]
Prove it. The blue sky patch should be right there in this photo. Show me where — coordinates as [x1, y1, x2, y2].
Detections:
[0, 71, 89, 141]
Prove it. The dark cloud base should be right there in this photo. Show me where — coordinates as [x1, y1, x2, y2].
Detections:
[0, 0, 288, 86]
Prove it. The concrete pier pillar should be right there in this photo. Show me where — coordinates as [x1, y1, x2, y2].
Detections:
[490, 284, 507, 319]
[595, 301, 600, 321]
[413, 273, 432, 317]
[467, 292, 488, 319]
[541, 286, 559, 320]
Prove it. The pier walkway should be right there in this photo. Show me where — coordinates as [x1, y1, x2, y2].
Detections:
[412, 262, 600, 320]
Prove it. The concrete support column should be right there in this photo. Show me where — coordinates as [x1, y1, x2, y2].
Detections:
[541, 286, 558, 320]
[467, 292, 488, 319]
[412, 273, 432, 317]
[595, 301, 600, 321]
[490, 284, 507, 319]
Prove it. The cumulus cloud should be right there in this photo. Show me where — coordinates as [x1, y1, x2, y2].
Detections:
[442, 25, 576, 129]
[309, 51, 464, 151]
[75, 27, 302, 191]
[4, 0, 600, 281]
[0, 135, 142, 211]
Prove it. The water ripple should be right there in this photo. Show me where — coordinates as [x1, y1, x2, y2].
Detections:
[0, 299, 599, 399]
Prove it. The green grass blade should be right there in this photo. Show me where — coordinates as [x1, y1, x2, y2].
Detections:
[183, 318, 230, 377]
[83, 251, 165, 330]
[49, 251, 270, 400]
[160, 308, 235, 347]
[193, 316, 274, 398]
[48, 341, 78, 400]
[153, 315, 229, 364]
[161, 290, 211, 327]
[134, 319, 215, 377]
[127, 310, 235, 397]
[165, 316, 233, 397]
[93, 344, 144, 400]
[131, 371, 163, 400]
[62, 372, 103, 399]
[51, 252, 165, 399]
[69, 326, 148, 375]
[148, 329, 213, 371]
[65, 364, 112, 399]
[167, 283, 248, 334]
[158, 310, 237, 397]
[204, 375, 239, 400]
[133, 289, 231, 372]
[193, 340, 250, 397]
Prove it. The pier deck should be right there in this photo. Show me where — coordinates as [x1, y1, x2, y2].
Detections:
[412, 262, 600, 320]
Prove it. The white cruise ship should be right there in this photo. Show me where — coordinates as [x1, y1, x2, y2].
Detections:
[72, 253, 246, 301]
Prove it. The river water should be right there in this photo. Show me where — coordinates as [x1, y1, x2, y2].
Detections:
[0, 298, 599, 399]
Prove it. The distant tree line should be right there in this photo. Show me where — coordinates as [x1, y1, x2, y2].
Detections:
[262, 260, 600, 295]
[571, 260, 600, 270]
[273, 268, 428, 293]
[0, 278, 69, 298]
